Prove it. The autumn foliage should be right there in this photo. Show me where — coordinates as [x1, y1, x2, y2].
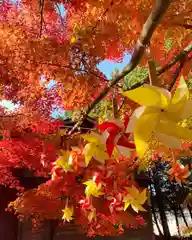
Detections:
[0, 0, 192, 237]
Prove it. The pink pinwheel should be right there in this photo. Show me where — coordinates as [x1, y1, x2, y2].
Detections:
[106, 193, 124, 213]
[98, 116, 135, 157]
[79, 197, 92, 209]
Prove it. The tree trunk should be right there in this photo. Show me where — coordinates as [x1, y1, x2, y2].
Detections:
[153, 172, 171, 239]
[0, 187, 18, 240]
[173, 207, 181, 237]
[148, 172, 163, 236]
[179, 205, 188, 227]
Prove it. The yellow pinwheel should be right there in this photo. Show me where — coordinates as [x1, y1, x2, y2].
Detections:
[54, 150, 73, 172]
[62, 207, 74, 222]
[82, 132, 109, 166]
[84, 180, 104, 198]
[123, 186, 147, 213]
[122, 76, 192, 158]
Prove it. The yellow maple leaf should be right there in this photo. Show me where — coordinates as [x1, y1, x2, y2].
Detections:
[84, 180, 104, 198]
[123, 186, 147, 213]
[62, 207, 74, 222]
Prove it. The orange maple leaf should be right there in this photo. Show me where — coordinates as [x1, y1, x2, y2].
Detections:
[168, 162, 191, 184]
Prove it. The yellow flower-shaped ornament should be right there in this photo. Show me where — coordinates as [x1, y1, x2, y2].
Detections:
[122, 76, 192, 158]
[84, 180, 104, 198]
[82, 132, 109, 166]
[123, 186, 147, 213]
[62, 207, 74, 222]
[55, 150, 73, 172]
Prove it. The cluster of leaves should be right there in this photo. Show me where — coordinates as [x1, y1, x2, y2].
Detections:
[0, 0, 191, 111]
[6, 77, 192, 237]
[0, 0, 191, 237]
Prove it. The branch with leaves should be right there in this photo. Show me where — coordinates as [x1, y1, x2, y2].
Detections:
[39, 43, 192, 90]
[39, 0, 45, 37]
[126, 43, 192, 91]
[68, 0, 173, 135]
[1, 1, 192, 237]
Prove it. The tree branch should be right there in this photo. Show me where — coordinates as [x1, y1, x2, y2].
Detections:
[39, 0, 45, 37]
[125, 43, 192, 90]
[40, 43, 192, 88]
[91, 0, 114, 34]
[117, 98, 125, 113]
[68, 0, 173, 135]
[55, 3, 65, 26]
[40, 62, 108, 82]
[175, 23, 192, 30]
[0, 113, 24, 118]
[168, 55, 187, 91]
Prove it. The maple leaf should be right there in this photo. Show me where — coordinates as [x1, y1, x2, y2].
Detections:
[83, 180, 104, 198]
[123, 186, 147, 213]
[62, 207, 74, 222]
[168, 162, 190, 184]
[82, 132, 109, 166]
[1, 0, 192, 237]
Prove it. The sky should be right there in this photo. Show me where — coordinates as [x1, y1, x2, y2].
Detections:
[0, 100, 19, 111]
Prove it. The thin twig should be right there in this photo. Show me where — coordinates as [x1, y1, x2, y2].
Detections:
[60, 125, 95, 131]
[0, 113, 24, 118]
[125, 43, 192, 90]
[39, 0, 45, 37]
[91, 0, 114, 34]
[117, 98, 125, 113]
[35, 43, 192, 88]
[55, 3, 65, 26]
[168, 56, 187, 91]
[40, 62, 108, 82]
[174, 23, 192, 30]
[68, 0, 173, 135]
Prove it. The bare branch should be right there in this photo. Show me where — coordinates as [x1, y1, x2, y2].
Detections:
[39, 0, 45, 37]
[40, 62, 108, 82]
[174, 23, 192, 30]
[168, 56, 188, 91]
[0, 113, 24, 118]
[34, 43, 192, 87]
[68, 0, 173, 135]
[91, 0, 114, 34]
[55, 3, 65, 26]
[126, 43, 192, 90]
[117, 98, 125, 113]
